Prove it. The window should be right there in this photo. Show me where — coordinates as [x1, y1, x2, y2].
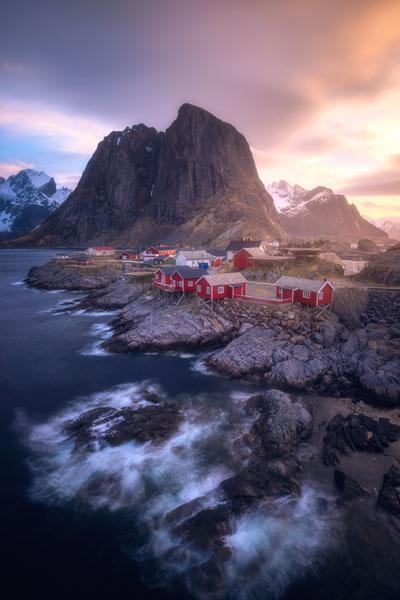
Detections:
[318, 291, 323, 300]
[206, 286, 211, 294]
[188, 280, 193, 286]
[196, 285, 201, 292]
[303, 290, 311, 299]
[178, 280, 183, 287]
[217, 286, 224, 293]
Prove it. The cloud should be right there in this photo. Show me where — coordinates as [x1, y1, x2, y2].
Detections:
[0, 161, 34, 178]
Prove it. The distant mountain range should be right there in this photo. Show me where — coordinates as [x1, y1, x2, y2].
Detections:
[371, 217, 400, 241]
[0, 169, 71, 237]
[267, 180, 387, 243]
[4, 107, 392, 247]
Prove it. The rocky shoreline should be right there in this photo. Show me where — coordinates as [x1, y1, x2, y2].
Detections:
[24, 259, 400, 596]
[26, 261, 400, 405]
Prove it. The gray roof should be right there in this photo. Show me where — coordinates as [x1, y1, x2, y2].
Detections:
[177, 250, 212, 260]
[158, 266, 208, 278]
[200, 272, 247, 286]
[226, 240, 262, 252]
[275, 276, 332, 293]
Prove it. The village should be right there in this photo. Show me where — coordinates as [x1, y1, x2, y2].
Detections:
[53, 239, 344, 317]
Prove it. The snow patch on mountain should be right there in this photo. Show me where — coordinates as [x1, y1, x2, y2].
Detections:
[372, 217, 400, 240]
[267, 180, 333, 216]
[0, 169, 72, 237]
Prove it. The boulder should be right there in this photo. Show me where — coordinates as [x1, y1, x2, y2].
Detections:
[378, 462, 400, 517]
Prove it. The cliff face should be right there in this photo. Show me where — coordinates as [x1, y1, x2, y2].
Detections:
[20, 104, 285, 247]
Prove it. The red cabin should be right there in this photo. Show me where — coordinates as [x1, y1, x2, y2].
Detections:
[233, 247, 269, 270]
[153, 267, 206, 293]
[274, 276, 334, 306]
[196, 273, 247, 301]
[211, 256, 223, 267]
[171, 268, 205, 293]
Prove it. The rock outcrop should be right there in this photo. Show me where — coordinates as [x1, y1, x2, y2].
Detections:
[323, 414, 400, 466]
[16, 104, 285, 247]
[26, 260, 121, 290]
[378, 462, 400, 517]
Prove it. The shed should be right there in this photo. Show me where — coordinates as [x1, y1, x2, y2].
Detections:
[196, 272, 247, 301]
[225, 240, 266, 261]
[233, 247, 269, 270]
[274, 276, 334, 306]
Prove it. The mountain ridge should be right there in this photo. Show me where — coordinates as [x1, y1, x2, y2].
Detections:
[0, 169, 71, 237]
[267, 179, 387, 242]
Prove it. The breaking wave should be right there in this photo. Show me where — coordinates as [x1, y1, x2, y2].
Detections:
[20, 382, 335, 598]
[80, 322, 113, 356]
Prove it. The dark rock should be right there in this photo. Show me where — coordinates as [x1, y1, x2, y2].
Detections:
[378, 461, 400, 517]
[65, 402, 182, 448]
[323, 413, 400, 466]
[239, 389, 312, 459]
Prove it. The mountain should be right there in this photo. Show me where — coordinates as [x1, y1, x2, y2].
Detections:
[15, 104, 285, 248]
[0, 169, 71, 238]
[267, 180, 387, 243]
[371, 217, 400, 241]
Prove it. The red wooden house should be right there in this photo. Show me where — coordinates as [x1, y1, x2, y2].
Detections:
[153, 267, 206, 293]
[274, 276, 334, 306]
[196, 273, 247, 301]
[233, 247, 269, 270]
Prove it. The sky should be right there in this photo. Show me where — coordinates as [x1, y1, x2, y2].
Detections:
[1, 0, 400, 219]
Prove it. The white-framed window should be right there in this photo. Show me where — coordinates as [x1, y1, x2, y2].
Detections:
[178, 280, 183, 287]
[318, 291, 323, 300]
[188, 280, 193, 286]
[217, 286, 224, 293]
[303, 290, 311, 299]
[206, 286, 211, 294]
[196, 284, 201, 292]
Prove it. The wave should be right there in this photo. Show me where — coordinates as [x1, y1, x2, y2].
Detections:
[20, 383, 335, 598]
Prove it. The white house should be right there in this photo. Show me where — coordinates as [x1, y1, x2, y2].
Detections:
[175, 250, 213, 268]
[87, 246, 115, 257]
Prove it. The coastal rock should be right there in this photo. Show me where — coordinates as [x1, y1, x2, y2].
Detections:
[378, 461, 400, 517]
[206, 326, 277, 376]
[269, 357, 329, 389]
[65, 401, 182, 448]
[238, 389, 313, 459]
[357, 358, 400, 406]
[323, 413, 400, 466]
[26, 260, 120, 290]
[79, 280, 144, 309]
[107, 297, 236, 352]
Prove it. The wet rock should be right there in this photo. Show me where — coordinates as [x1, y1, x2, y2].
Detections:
[334, 469, 367, 501]
[65, 402, 182, 448]
[323, 413, 400, 466]
[378, 461, 400, 517]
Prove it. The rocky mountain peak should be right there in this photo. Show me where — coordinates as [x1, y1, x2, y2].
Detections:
[0, 169, 71, 237]
[18, 105, 285, 247]
[268, 179, 387, 242]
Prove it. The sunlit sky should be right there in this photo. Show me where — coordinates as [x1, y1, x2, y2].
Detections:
[1, 0, 400, 218]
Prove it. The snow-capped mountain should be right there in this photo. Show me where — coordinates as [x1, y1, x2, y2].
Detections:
[371, 217, 400, 241]
[267, 180, 387, 242]
[0, 169, 71, 237]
